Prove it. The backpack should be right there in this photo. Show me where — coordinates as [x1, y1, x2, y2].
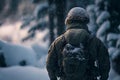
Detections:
[59, 35, 94, 80]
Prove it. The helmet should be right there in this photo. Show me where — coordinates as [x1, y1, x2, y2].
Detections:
[65, 7, 89, 25]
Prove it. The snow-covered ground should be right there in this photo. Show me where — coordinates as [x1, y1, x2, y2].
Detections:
[109, 67, 120, 80]
[0, 40, 37, 66]
[0, 21, 50, 80]
[0, 66, 49, 80]
[0, 40, 49, 80]
[0, 40, 49, 79]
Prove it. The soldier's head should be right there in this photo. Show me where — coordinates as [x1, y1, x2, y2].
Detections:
[65, 7, 89, 30]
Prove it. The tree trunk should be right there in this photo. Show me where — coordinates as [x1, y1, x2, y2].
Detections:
[55, 0, 66, 36]
[8, 0, 19, 14]
[107, 0, 120, 33]
[0, 0, 6, 12]
[67, 0, 93, 10]
[48, 0, 55, 44]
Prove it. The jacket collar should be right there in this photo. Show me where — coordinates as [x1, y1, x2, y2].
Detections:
[66, 23, 90, 33]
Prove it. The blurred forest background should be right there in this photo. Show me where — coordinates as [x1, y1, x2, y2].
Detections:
[0, 0, 120, 80]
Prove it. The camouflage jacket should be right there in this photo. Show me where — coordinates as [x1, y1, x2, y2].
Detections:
[46, 25, 110, 80]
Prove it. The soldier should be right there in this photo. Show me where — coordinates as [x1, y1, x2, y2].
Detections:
[46, 7, 110, 80]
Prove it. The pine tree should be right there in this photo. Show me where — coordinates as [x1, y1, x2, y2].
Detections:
[0, 0, 6, 12]
[55, 0, 66, 36]
[48, 0, 55, 44]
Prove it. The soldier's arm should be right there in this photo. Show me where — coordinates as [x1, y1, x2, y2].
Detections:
[97, 39, 110, 80]
[46, 42, 58, 80]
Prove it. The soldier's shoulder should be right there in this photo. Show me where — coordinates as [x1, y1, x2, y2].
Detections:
[89, 35, 102, 45]
[90, 35, 101, 42]
[95, 37, 104, 44]
[91, 36, 106, 47]
[52, 35, 64, 45]
[48, 35, 64, 51]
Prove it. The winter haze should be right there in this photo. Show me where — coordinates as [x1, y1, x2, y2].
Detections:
[0, 0, 120, 80]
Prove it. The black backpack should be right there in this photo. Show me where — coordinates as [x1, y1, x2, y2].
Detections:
[59, 35, 98, 80]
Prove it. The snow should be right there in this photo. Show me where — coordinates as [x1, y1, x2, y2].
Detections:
[0, 21, 29, 43]
[0, 66, 49, 80]
[87, 5, 98, 34]
[67, 7, 89, 19]
[32, 43, 48, 60]
[94, 7, 102, 17]
[96, 20, 110, 42]
[72, 48, 81, 53]
[108, 50, 120, 80]
[86, 5, 96, 24]
[118, 25, 120, 31]
[20, 15, 34, 29]
[108, 68, 120, 80]
[113, 76, 120, 80]
[95, 0, 103, 6]
[108, 47, 116, 57]
[111, 50, 120, 61]
[0, 50, 2, 54]
[63, 43, 86, 60]
[64, 43, 81, 53]
[34, 2, 48, 19]
[36, 55, 47, 68]
[107, 33, 120, 41]
[97, 20, 110, 35]
[86, 5, 95, 13]
[0, 37, 49, 80]
[96, 11, 110, 25]
[109, 49, 120, 80]
[116, 39, 120, 48]
[0, 40, 37, 66]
